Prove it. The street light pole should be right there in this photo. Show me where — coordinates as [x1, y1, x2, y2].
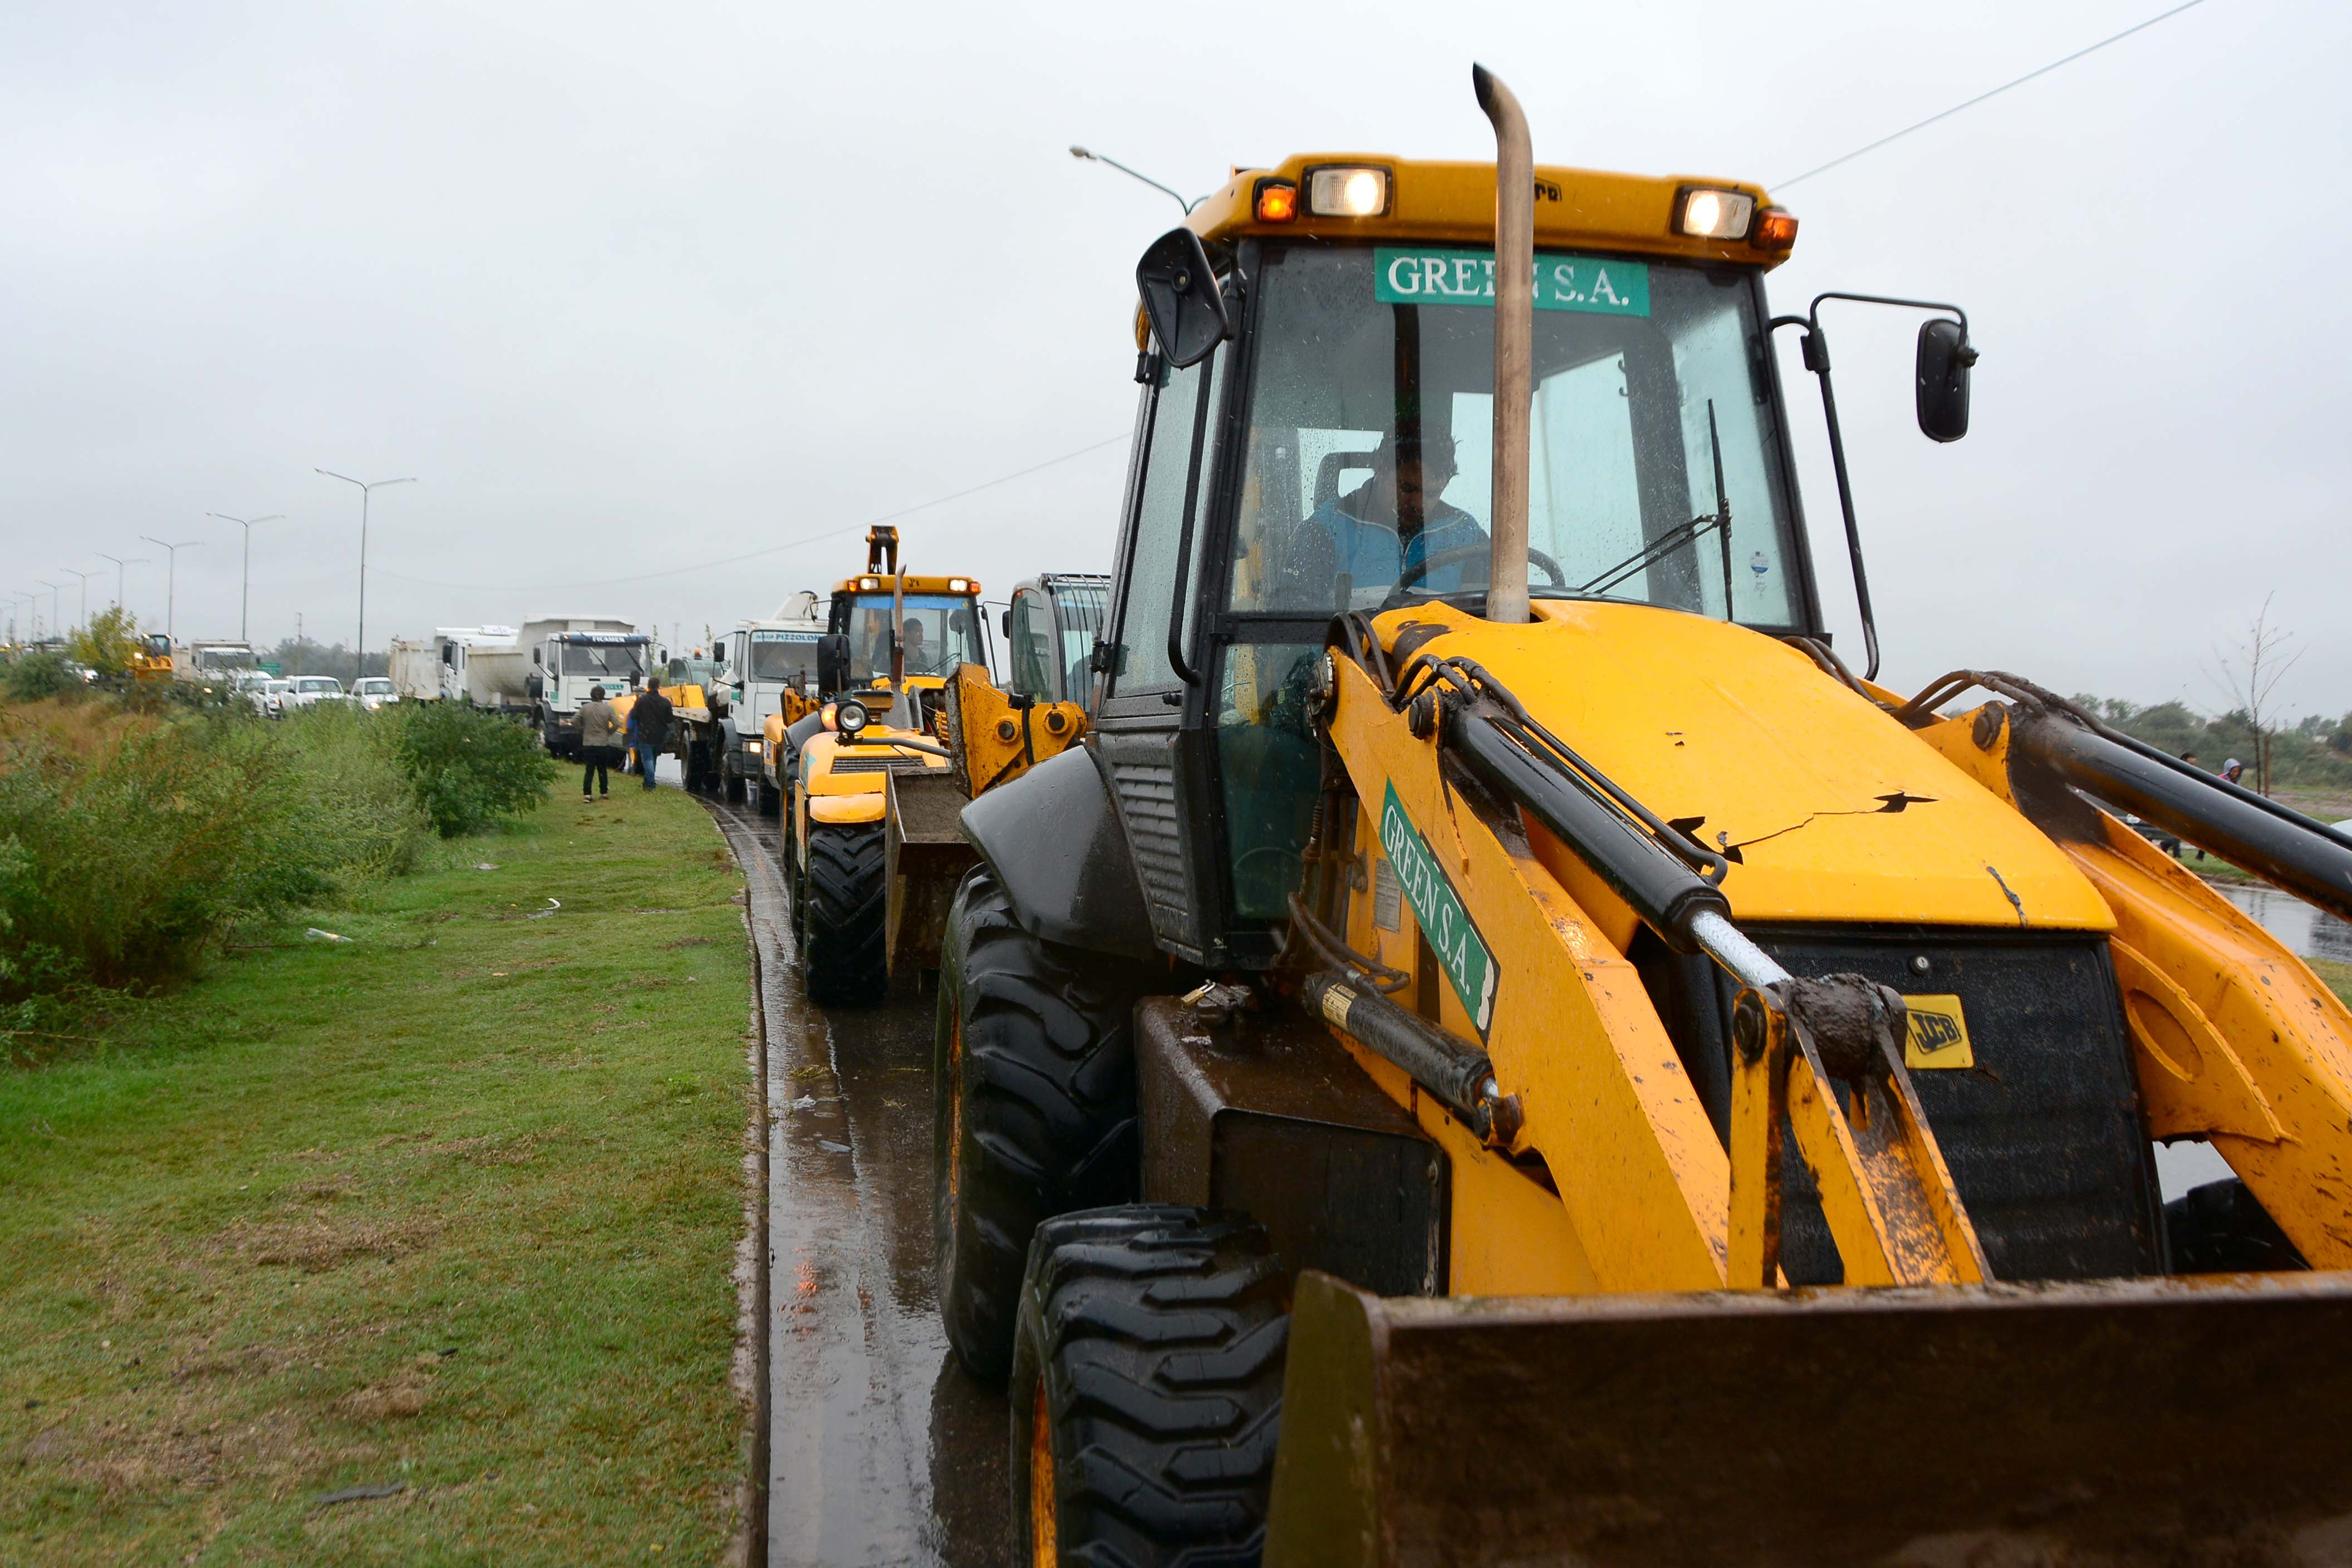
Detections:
[36, 582, 62, 643]
[60, 567, 100, 632]
[206, 513, 284, 643]
[315, 471, 414, 678]
[97, 553, 146, 612]
[1068, 145, 1202, 213]
[140, 537, 202, 640]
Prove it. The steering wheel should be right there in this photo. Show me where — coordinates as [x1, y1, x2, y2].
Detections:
[1383, 543, 1567, 608]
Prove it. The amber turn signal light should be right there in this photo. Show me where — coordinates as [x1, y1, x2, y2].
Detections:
[1752, 207, 1799, 250]
[1255, 180, 1298, 222]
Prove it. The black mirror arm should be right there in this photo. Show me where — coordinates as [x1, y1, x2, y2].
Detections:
[1771, 312, 1880, 682]
[1162, 350, 1218, 687]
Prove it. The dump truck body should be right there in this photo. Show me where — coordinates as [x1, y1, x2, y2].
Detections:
[934, 88, 2352, 1567]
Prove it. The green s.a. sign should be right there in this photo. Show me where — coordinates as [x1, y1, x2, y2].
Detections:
[1378, 782, 1500, 1038]
[1374, 247, 1650, 318]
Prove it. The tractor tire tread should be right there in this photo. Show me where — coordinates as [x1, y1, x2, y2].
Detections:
[803, 822, 886, 1006]
[1012, 1205, 1287, 1568]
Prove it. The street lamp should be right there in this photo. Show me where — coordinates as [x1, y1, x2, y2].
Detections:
[9, 592, 35, 645]
[206, 512, 284, 643]
[97, 553, 146, 612]
[36, 582, 63, 643]
[1068, 145, 1202, 214]
[140, 537, 202, 640]
[315, 470, 414, 677]
[59, 567, 100, 632]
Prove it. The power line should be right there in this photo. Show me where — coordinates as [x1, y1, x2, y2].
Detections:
[1775, 0, 2210, 189]
[369, 430, 1132, 596]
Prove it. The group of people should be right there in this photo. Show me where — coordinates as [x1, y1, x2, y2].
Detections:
[574, 681, 673, 798]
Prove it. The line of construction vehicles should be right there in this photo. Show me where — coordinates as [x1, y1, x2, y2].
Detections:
[747, 66, 2352, 1567]
[166, 63, 2352, 1556]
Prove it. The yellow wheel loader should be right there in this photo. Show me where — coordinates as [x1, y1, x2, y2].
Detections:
[934, 67, 2352, 1566]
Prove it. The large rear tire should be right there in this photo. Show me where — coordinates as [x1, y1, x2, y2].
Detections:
[803, 822, 887, 1007]
[757, 780, 782, 816]
[934, 867, 1143, 1383]
[724, 768, 747, 805]
[1010, 1206, 1287, 1567]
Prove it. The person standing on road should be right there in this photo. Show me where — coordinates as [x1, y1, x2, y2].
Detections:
[578, 685, 621, 798]
[633, 679, 675, 792]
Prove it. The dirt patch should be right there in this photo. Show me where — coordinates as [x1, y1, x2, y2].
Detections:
[662, 935, 715, 949]
[335, 1374, 432, 1420]
[435, 1131, 547, 1167]
[214, 1214, 433, 1273]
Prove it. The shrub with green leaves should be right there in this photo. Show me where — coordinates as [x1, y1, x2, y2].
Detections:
[390, 701, 558, 837]
[2, 652, 82, 704]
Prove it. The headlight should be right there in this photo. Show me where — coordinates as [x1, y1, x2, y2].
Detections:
[1307, 166, 1389, 218]
[835, 700, 870, 738]
[1676, 186, 1755, 240]
[745, 739, 763, 755]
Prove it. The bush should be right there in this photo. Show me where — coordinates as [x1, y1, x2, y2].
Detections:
[0, 702, 317, 991]
[242, 702, 432, 883]
[390, 702, 558, 837]
[3, 652, 84, 703]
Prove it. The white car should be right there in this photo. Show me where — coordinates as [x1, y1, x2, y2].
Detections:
[284, 675, 351, 711]
[351, 677, 399, 711]
[254, 679, 294, 717]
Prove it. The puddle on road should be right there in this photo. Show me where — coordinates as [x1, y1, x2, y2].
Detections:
[2216, 881, 2352, 962]
[720, 800, 1010, 1568]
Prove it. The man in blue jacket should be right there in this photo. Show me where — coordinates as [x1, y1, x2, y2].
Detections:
[1295, 431, 1488, 605]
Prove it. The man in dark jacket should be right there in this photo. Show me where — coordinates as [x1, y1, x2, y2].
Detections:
[633, 680, 675, 790]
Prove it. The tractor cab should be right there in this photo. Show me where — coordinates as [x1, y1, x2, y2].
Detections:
[823, 525, 988, 700]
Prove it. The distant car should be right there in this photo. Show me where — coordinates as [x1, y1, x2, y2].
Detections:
[2124, 813, 2183, 857]
[284, 675, 350, 711]
[351, 677, 399, 711]
[254, 679, 293, 717]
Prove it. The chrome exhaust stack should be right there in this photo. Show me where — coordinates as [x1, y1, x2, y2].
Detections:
[1474, 64, 1533, 626]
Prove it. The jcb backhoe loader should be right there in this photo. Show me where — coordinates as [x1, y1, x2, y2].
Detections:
[931, 66, 2352, 1566]
[783, 528, 1018, 1004]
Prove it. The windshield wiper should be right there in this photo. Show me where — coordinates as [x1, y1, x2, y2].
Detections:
[1575, 400, 1735, 612]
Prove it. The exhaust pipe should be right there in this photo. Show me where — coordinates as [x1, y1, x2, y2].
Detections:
[1474, 65, 1531, 626]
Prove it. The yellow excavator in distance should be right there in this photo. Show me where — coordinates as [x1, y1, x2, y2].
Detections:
[929, 65, 2352, 1567]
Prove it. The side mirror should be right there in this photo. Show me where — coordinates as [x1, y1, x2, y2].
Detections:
[1915, 318, 1976, 443]
[1000, 608, 1011, 637]
[1136, 228, 1229, 369]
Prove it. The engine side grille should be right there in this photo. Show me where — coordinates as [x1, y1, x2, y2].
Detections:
[830, 755, 936, 775]
[1107, 756, 1189, 938]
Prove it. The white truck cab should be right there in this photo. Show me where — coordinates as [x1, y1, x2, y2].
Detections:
[717, 591, 826, 810]
[521, 615, 648, 756]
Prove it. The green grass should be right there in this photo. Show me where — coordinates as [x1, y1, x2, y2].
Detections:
[0, 783, 750, 1565]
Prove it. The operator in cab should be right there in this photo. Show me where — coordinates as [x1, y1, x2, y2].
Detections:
[1286, 429, 1489, 607]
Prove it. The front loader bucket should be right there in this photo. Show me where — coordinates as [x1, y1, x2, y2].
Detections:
[1265, 1270, 2352, 1567]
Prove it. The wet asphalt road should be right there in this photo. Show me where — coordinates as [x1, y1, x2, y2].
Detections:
[708, 795, 1013, 1568]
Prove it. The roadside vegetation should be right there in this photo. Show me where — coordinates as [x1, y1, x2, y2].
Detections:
[0, 659, 750, 1560]
[0, 672, 553, 1015]
[0, 759, 750, 1563]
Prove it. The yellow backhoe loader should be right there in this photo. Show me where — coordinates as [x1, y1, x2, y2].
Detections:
[930, 67, 2352, 1566]
[779, 527, 1013, 1004]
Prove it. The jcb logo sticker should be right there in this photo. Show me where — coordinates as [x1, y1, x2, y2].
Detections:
[1903, 995, 1973, 1069]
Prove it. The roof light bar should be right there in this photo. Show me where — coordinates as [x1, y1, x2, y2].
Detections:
[1752, 207, 1799, 250]
[1676, 186, 1755, 241]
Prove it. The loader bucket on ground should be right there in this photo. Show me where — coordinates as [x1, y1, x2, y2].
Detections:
[1265, 1269, 2352, 1567]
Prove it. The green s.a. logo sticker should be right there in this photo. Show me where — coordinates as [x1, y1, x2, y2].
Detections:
[1377, 782, 1499, 1039]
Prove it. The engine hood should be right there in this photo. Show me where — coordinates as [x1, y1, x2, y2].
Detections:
[1384, 601, 2112, 931]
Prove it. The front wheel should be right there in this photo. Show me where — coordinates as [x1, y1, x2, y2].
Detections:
[724, 769, 748, 805]
[802, 822, 887, 1006]
[935, 867, 1144, 1383]
[1010, 1206, 1287, 1567]
[757, 780, 782, 816]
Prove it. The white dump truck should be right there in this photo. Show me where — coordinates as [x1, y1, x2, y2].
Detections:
[175, 640, 262, 683]
[390, 626, 531, 709]
[519, 614, 649, 756]
[715, 590, 827, 811]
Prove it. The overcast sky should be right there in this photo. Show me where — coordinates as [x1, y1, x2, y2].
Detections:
[4, 0, 2343, 715]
